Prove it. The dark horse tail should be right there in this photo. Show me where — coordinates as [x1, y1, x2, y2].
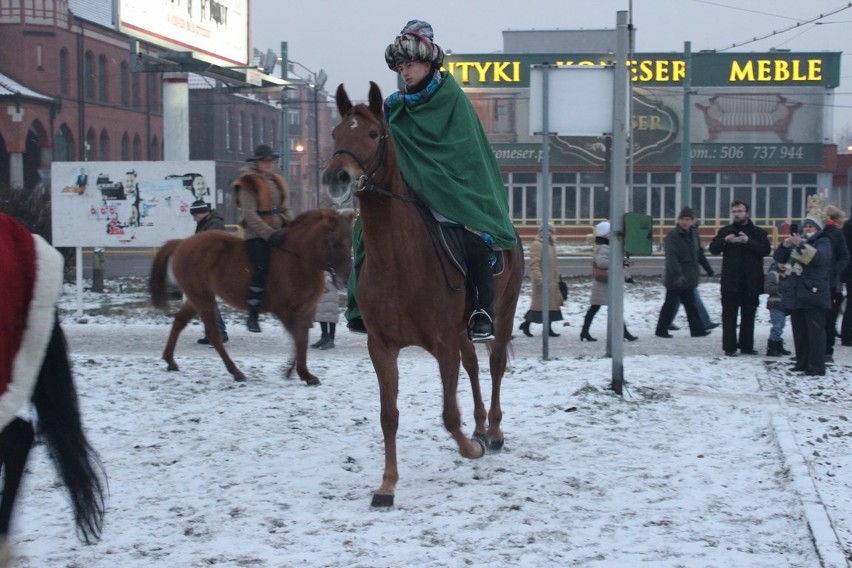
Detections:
[31, 320, 107, 544]
[149, 239, 182, 309]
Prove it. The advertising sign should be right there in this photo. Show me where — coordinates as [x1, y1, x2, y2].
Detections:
[119, 0, 249, 67]
[51, 161, 216, 247]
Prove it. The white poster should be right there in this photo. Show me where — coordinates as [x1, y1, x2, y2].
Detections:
[51, 161, 216, 248]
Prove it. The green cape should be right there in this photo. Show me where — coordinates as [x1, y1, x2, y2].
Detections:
[386, 72, 517, 250]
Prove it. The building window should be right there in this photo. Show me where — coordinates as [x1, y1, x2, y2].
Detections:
[98, 129, 109, 160]
[238, 112, 244, 152]
[120, 62, 130, 106]
[84, 51, 95, 99]
[149, 136, 159, 160]
[54, 124, 74, 161]
[36, 44, 43, 70]
[121, 132, 130, 160]
[225, 108, 232, 150]
[250, 115, 256, 150]
[59, 48, 70, 95]
[97, 55, 108, 103]
[494, 98, 512, 133]
[133, 134, 142, 160]
[85, 128, 96, 161]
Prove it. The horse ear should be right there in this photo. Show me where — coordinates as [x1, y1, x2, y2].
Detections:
[368, 82, 383, 118]
[336, 84, 352, 116]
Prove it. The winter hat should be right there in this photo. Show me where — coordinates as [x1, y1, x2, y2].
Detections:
[247, 144, 280, 162]
[190, 200, 211, 215]
[595, 221, 611, 238]
[384, 20, 445, 71]
[802, 215, 824, 232]
[677, 207, 697, 219]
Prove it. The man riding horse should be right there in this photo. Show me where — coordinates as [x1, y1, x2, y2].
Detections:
[345, 20, 517, 342]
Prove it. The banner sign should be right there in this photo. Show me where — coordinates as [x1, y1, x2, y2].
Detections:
[51, 161, 216, 247]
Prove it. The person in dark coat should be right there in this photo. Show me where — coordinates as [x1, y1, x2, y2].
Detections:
[774, 214, 832, 376]
[709, 200, 771, 356]
[190, 200, 229, 344]
[840, 207, 852, 345]
[655, 207, 712, 338]
[821, 205, 849, 361]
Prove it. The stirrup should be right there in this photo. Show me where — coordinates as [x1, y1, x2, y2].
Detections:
[468, 309, 494, 342]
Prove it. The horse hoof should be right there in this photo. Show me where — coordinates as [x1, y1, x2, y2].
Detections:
[487, 438, 504, 452]
[303, 377, 321, 386]
[167, 363, 179, 372]
[370, 493, 394, 509]
[471, 437, 486, 458]
[233, 373, 246, 382]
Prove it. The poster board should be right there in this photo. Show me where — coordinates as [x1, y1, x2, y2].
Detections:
[51, 161, 216, 247]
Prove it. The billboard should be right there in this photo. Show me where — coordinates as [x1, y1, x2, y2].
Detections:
[119, 0, 249, 67]
[51, 161, 216, 247]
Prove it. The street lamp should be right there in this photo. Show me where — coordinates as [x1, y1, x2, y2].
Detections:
[285, 59, 327, 209]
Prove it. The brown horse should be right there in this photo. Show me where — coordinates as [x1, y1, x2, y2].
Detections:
[323, 83, 524, 508]
[149, 208, 354, 384]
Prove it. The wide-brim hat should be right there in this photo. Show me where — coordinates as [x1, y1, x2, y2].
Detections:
[247, 144, 280, 162]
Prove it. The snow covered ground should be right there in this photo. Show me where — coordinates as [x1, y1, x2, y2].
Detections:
[6, 276, 852, 567]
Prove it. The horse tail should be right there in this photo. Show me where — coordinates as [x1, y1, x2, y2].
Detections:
[149, 239, 182, 309]
[31, 320, 107, 544]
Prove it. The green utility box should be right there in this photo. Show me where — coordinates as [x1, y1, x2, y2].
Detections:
[623, 212, 653, 256]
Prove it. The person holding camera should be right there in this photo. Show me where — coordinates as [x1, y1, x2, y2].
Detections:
[709, 200, 771, 356]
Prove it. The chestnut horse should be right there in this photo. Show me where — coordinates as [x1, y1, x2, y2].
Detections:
[323, 83, 524, 508]
[0, 214, 106, 552]
[149, 208, 354, 384]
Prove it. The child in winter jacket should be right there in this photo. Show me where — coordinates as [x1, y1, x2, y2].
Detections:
[764, 261, 791, 356]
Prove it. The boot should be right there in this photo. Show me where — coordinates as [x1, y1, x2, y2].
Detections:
[519, 320, 533, 337]
[246, 287, 263, 333]
[766, 340, 782, 357]
[468, 309, 494, 342]
[319, 338, 335, 350]
[580, 307, 597, 342]
[779, 341, 792, 355]
[548, 324, 560, 337]
[311, 336, 328, 349]
[624, 326, 637, 342]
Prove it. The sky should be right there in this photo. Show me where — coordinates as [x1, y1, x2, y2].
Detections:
[5, 276, 852, 566]
[250, 0, 852, 136]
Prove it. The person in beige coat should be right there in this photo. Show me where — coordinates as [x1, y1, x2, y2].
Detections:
[519, 226, 564, 337]
[312, 271, 341, 350]
[580, 221, 638, 342]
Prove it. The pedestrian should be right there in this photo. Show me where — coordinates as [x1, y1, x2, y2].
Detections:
[580, 221, 637, 342]
[190, 199, 229, 345]
[345, 20, 517, 342]
[764, 260, 791, 357]
[774, 213, 832, 376]
[232, 144, 290, 333]
[664, 221, 719, 332]
[655, 207, 712, 338]
[708, 200, 771, 356]
[840, 205, 852, 346]
[519, 225, 564, 337]
[821, 205, 849, 362]
[312, 271, 341, 350]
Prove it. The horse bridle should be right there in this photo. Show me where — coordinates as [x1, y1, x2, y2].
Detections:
[331, 118, 417, 203]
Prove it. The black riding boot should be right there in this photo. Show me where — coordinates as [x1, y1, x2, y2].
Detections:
[464, 233, 496, 342]
[245, 238, 270, 333]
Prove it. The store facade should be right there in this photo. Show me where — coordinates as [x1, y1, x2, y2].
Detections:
[444, 50, 842, 238]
